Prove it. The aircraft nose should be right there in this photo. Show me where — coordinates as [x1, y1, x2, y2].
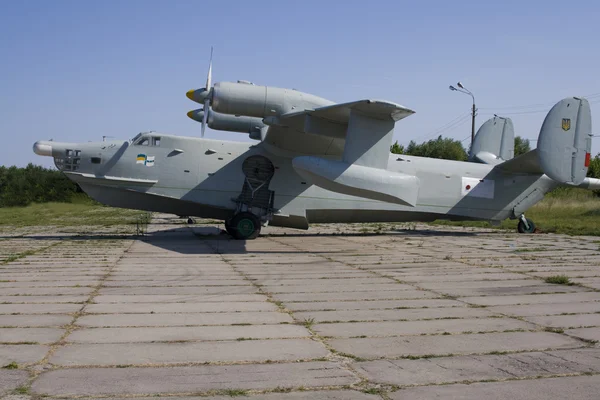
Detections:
[33, 141, 53, 156]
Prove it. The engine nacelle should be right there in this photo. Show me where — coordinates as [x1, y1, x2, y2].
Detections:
[211, 82, 333, 118]
[187, 108, 265, 135]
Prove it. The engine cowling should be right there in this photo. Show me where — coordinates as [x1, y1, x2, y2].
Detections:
[211, 82, 333, 118]
[187, 108, 265, 135]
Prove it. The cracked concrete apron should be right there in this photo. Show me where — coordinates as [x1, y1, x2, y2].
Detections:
[1, 215, 600, 400]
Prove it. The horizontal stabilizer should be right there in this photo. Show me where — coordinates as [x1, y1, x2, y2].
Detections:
[496, 149, 543, 175]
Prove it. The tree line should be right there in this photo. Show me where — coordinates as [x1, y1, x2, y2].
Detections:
[0, 164, 82, 207]
[390, 135, 533, 159]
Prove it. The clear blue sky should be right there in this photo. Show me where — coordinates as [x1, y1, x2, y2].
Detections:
[2, 0, 599, 168]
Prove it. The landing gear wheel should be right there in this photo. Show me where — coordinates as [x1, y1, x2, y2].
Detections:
[229, 212, 261, 240]
[517, 218, 536, 234]
[187, 217, 195, 224]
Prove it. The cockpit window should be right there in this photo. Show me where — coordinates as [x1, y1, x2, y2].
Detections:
[137, 138, 150, 146]
[153, 137, 161, 146]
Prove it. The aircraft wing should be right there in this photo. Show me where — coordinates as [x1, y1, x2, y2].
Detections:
[261, 99, 414, 158]
[263, 99, 419, 206]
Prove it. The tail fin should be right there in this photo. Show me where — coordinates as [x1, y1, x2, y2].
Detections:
[469, 116, 514, 164]
[496, 97, 592, 186]
[538, 97, 591, 185]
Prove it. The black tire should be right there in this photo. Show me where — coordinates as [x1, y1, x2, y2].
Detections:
[224, 219, 236, 237]
[229, 212, 261, 240]
[517, 218, 535, 234]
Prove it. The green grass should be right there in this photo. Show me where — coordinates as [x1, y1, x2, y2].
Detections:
[431, 188, 600, 236]
[2, 361, 18, 369]
[544, 275, 573, 285]
[0, 198, 145, 227]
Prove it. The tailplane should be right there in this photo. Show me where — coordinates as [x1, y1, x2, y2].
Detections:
[469, 116, 514, 164]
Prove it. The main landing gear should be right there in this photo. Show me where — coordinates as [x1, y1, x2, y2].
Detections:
[517, 214, 536, 234]
[225, 155, 276, 240]
[225, 212, 262, 240]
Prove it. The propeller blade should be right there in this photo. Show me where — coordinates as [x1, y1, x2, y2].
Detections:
[205, 46, 213, 90]
[201, 99, 209, 137]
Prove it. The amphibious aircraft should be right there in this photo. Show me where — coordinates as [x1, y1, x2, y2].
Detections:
[33, 59, 599, 239]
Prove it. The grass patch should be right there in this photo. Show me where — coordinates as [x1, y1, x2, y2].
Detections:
[362, 387, 386, 395]
[0, 199, 145, 227]
[545, 275, 574, 285]
[219, 388, 248, 396]
[430, 187, 600, 236]
[2, 361, 18, 369]
[301, 317, 315, 329]
[13, 386, 29, 395]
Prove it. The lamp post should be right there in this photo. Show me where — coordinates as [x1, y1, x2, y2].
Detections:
[449, 82, 476, 148]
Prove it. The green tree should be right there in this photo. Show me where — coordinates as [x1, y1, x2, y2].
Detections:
[0, 164, 82, 207]
[390, 141, 404, 154]
[403, 135, 468, 161]
[514, 136, 531, 156]
[587, 153, 600, 178]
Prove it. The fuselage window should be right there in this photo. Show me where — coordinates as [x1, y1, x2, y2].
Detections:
[91, 157, 102, 164]
[153, 137, 161, 146]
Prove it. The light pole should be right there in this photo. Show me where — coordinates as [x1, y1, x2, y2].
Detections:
[449, 82, 476, 148]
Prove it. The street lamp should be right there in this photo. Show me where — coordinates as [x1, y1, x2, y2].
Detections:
[449, 82, 477, 148]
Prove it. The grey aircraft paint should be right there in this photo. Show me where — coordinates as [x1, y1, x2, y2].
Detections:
[33, 77, 600, 238]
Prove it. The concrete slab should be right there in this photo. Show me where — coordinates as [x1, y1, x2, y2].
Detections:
[76, 312, 293, 327]
[32, 362, 357, 396]
[67, 324, 310, 343]
[274, 290, 438, 302]
[294, 307, 493, 323]
[525, 314, 600, 328]
[261, 283, 414, 293]
[93, 294, 265, 303]
[50, 339, 328, 365]
[285, 299, 463, 311]
[0, 328, 64, 344]
[0, 287, 93, 296]
[355, 349, 600, 386]
[85, 301, 277, 313]
[0, 314, 72, 327]
[566, 327, 600, 342]
[390, 375, 600, 400]
[202, 391, 380, 399]
[0, 344, 48, 365]
[328, 332, 584, 359]
[314, 317, 534, 338]
[0, 304, 82, 314]
[460, 292, 600, 306]
[98, 286, 256, 295]
[0, 295, 87, 304]
[490, 302, 600, 317]
[0, 369, 30, 396]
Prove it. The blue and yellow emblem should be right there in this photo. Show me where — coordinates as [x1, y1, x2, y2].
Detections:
[136, 154, 155, 167]
[562, 118, 571, 131]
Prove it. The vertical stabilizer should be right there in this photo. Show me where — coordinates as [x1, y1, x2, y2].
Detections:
[538, 97, 591, 185]
[469, 116, 514, 164]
